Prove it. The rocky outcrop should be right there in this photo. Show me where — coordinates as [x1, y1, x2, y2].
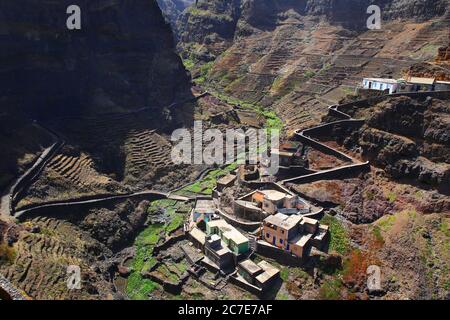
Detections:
[177, 0, 242, 60]
[436, 43, 450, 64]
[341, 96, 450, 192]
[157, 0, 194, 36]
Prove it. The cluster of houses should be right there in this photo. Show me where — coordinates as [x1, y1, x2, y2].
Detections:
[234, 188, 311, 221]
[188, 198, 281, 293]
[361, 76, 450, 94]
[187, 185, 329, 294]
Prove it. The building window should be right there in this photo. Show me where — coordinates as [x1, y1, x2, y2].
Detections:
[280, 239, 283, 244]
[266, 233, 270, 238]
[281, 230, 284, 234]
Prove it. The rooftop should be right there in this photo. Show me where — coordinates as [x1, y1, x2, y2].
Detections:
[301, 217, 319, 226]
[239, 259, 263, 276]
[223, 228, 249, 245]
[207, 219, 249, 245]
[271, 149, 294, 157]
[259, 190, 288, 202]
[234, 200, 261, 211]
[363, 77, 399, 84]
[408, 77, 436, 85]
[217, 174, 236, 186]
[207, 219, 231, 229]
[194, 199, 216, 214]
[255, 260, 280, 284]
[294, 234, 313, 247]
[189, 227, 206, 245]
[264, 213, 302, 231]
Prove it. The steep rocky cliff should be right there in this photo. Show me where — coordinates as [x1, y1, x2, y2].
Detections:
[0, 0, 193, 189]
[0, 0, 195, 300]
[354, 96, 450, 192]
[157, 0, 194, 34]
[1, 0, 191, 119]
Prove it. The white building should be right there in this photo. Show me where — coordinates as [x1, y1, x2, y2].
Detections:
[362, 78, 399, 94]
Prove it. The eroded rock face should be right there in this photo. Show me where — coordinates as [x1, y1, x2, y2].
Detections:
[177, 0, 242, 59]
[157, 0, 194, 34]
[346, 96, 450, 191]
[0, 0, 191, 119]
[177, 0, 449, 60]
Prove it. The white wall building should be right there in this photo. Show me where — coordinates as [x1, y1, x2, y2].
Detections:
[362, 78, 400, 94]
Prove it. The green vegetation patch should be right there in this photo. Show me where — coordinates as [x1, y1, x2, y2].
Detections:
[166, 213, 184, 234]
[126, 198, 193, 300]
[386, 192, 397, 204]
[195, 61, 215, 85]
[376, 214, 396, 232]
[176, 163, 237, 197]
[212, 92, 283, 131]
[318, 277, 343, 300]
[321, 214, 350, 255]
[126, 272, 160, 300]
[280, 268, 290, 282]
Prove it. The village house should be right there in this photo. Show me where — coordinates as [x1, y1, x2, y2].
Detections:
[406, 76, 436, 91]
[204, 234, 234, 271]
[237, 259, 280, 291]
[362, 76, 450, 94]
[435, 80, 450, 91]
[362, 78, 399, 94]
[271, 149, 295, 167]
[262, 213, 329, 258]
[206, 219, 250, 256]
[191, 198, 217, 225]
[234, 189, 310, 220]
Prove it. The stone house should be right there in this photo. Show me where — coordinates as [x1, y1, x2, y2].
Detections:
[237, 259, 280, 290]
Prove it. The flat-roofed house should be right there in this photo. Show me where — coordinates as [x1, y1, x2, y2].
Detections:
[362, 78, 399, 94]
[263, 213, 302, 250]
[238, 259, 264, 284]
[407, 77, 436, 91]
[253, 190, 287, 215]
[262, 213, 329, 258]
[271, 149, 294, 167]
[206, 219, 249, 255]
[238, 259, 280, 290]
[189, 227, 206, 250]
[192, 199, 216, 224]
[255, 260, 280, 290]
[204, 234, 234, 270]
[436, 80, 450, 91]
[290, 234, 313, 258]
[300, 217, 319, 234]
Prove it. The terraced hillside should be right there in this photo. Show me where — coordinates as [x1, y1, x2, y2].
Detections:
[177, 0, 450, 135]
